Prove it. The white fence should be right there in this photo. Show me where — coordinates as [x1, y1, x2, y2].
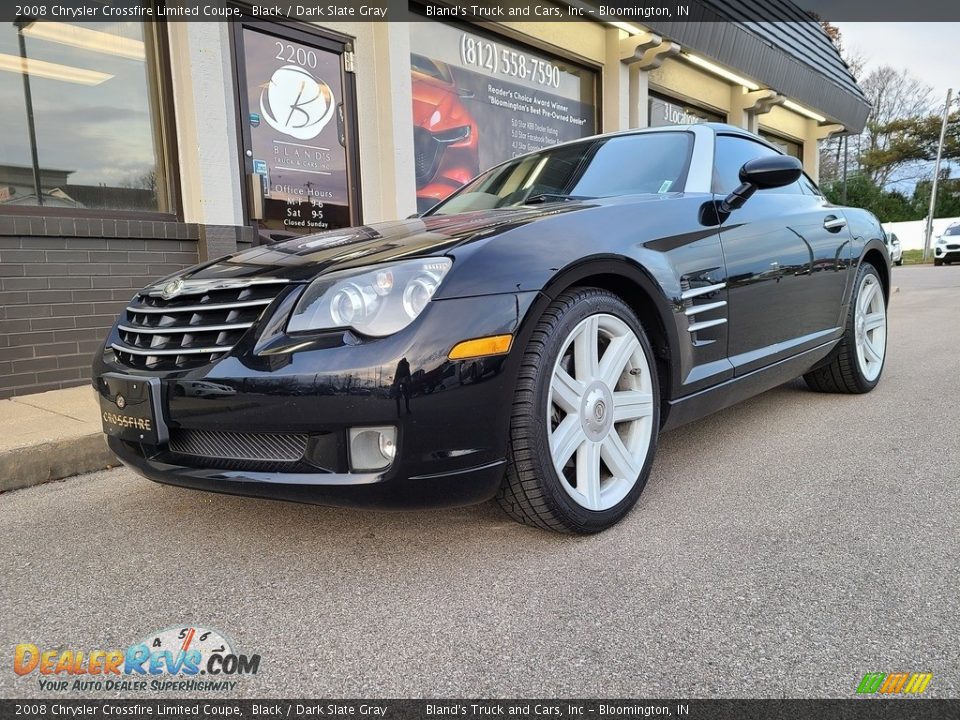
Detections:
[881, 217, 960, 251]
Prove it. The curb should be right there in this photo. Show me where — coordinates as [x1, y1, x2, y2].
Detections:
[0, 433, 117, 494]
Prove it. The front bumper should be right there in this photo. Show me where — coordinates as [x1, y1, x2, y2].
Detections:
[934, 245, 960, 262]
[95, 291, 540, 509]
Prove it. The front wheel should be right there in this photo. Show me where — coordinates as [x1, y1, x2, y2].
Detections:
[895, 258, 903, 266]
[934, 258, 943, 266]
[804, 262, 887, 394]
[497, 288, 660, 533]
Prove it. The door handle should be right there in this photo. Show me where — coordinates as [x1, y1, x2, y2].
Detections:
[823, 215, 847, 232]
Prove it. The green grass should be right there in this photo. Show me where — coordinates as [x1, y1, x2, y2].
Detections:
[901, 249, 933, 265]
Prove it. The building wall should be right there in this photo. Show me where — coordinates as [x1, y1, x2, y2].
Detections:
[649, 58, 732, 117]
[0, 222, 199, 398]
[882, 217, 960, 252]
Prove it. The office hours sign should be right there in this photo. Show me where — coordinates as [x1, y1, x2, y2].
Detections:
[242, 28, 352, 234]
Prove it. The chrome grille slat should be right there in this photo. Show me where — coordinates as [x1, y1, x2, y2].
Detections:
[681, 282, 726, 300]
[688, 318, 728, 332]
[168, 429, 308, 463]
[143, 277, 289, 297]
[117, 322, 253, 334]
[113, 280, 287, 370]
[125, 299, 273, 314]
[111, 343, 231, 356]
[684, 300, 727, 317]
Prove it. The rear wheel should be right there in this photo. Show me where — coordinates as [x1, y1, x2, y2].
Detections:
[804, 262, 887, 394]
[497, 288, 659, 533]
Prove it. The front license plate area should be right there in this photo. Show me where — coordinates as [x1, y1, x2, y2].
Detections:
[97, 374, 166, 445]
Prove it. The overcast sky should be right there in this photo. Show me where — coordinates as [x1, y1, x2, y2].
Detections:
[835, 22, 958, 104]
[833, 23, 958, 192]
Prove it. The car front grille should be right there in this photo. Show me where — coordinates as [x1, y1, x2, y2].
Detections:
[946, 244, 960, 251]
[168, 428, 308, 463]
[414, 127, 443, 186]
[112, 279, 288, 370]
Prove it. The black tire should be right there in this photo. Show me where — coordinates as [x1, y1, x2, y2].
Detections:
[803, 262, 886, 394]
[496, 288, 660, 533]
[934, 258, 943, 266]
[895, 259, 903, 266]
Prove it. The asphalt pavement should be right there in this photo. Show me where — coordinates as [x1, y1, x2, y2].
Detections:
[1, 265, 958, 699]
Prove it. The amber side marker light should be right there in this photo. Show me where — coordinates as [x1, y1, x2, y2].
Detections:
[448, 334, 513, 360]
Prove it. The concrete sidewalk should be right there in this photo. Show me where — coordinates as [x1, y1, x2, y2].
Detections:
[0, 386, 116, 493]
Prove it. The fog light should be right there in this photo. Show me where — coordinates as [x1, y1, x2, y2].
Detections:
[348, 426, 397, 471]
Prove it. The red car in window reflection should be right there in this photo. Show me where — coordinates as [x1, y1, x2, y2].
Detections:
[411, 55, 480, 214]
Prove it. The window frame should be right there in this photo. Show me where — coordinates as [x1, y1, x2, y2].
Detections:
[0, 21, 181, 222]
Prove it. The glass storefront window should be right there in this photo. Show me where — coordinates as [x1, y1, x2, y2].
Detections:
[0, 21, 170, 214]
[759, 129, 803, 159]
[409, 23, 598, 214]
[648, 91, 725, 127]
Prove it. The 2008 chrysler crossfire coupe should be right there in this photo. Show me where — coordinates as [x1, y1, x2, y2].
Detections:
[94, 124, 890, 533]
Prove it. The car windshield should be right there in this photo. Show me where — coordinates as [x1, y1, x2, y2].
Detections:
[426, 132, 693, 215]
[946, 225, 960, 236]
[411, 54, 453, 83]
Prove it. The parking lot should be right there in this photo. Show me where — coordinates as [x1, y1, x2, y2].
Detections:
[1, 265, 958, 699]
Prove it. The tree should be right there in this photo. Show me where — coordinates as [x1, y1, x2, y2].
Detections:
[821, 174, 914, 222]
[855, 66, 936, 187]
[912, 171, 960, 219]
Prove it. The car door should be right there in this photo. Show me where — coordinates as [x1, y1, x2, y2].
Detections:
[714, 134, 852, 375]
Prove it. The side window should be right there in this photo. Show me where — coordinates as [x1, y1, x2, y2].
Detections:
[713, 135, 803, 196]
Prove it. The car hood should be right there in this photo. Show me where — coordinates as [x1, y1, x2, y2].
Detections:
[411, 72, 461, 127]
[174, 194, 683, 284]
[176, 206, 584, 283]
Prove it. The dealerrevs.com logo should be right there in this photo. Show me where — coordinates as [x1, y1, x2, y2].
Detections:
[14, 626, 261, 693]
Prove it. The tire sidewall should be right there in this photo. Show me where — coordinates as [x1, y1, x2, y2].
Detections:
[523, 290, 660, 533]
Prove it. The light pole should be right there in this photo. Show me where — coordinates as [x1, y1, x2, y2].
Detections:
[14, 19, 43, 207]
[923, 88, 953, 261]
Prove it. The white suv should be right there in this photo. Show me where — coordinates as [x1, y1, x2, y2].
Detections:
[934, 223, 960, 266]
[886, 232, 903, 266]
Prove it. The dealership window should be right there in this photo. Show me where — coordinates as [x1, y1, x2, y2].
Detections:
[759, 129, 803, 160]
[648, 91, 725, 128]
[409, 23, 598, 213]
[0, 21, 175, 216]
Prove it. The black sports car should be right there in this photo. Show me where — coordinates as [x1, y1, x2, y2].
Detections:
[94, 124, 890, 533]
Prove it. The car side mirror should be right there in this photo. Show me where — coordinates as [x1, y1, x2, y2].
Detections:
[719, 155, 803, 214]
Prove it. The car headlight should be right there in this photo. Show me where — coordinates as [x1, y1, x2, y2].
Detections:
[288, 258, 452, 336]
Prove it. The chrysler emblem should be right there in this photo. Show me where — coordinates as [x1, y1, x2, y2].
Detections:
[115, 394, 126, 409]
[161, 278, 184, 300]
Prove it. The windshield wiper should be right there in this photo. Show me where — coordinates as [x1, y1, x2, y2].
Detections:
[522, 193, 593, 205]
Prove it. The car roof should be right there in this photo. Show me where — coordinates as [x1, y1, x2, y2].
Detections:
[496, 122, 781, 169]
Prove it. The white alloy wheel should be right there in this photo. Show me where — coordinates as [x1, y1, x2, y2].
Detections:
[854, 273, 886, 382]
[547, 313, 654, 511]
